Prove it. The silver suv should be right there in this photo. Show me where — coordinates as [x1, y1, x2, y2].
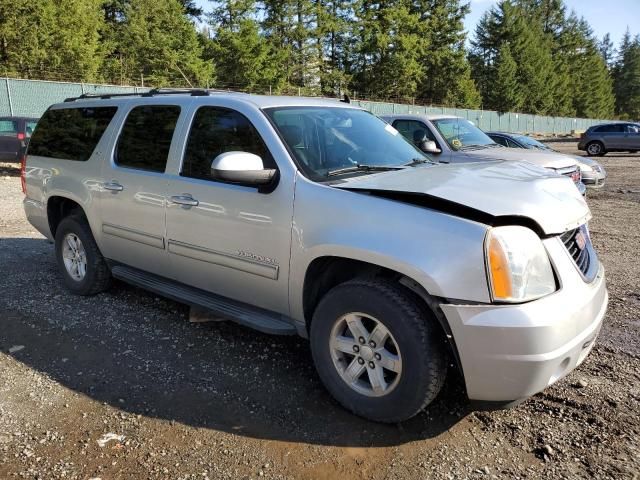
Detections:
[578, 122, 640, 156]
[23, 90, 608, 423]
[382, 114, 586, 195]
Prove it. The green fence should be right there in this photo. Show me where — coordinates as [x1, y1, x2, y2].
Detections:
[353, 100, 608, 135]
[0, 77, 608, 134]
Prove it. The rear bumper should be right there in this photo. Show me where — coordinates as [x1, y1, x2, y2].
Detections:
[440, 238, 607, 403]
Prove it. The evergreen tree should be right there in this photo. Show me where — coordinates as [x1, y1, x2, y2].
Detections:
[313, 0, 354, 96]
[598, 33, 616, 69]
[413, 0, 480, 108]
[352, 0, 427, 100]
[206, 0, 279, 91]
[470, 1, 556, 114]
[487, 44, 523, 112]
[0, 0, 104, 81]
[115, 0, 214, 87]
[614, 34, 640, 119]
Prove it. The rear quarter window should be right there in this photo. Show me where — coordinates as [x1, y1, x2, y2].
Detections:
[28, 107, 117, 161]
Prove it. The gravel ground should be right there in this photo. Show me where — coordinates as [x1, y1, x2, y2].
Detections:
[0, 144, 639, 479]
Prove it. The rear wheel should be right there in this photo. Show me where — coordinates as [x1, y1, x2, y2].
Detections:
[55, 215, 112, 295]
[586, 141, 605, 156]
[310, 279, 446, 423]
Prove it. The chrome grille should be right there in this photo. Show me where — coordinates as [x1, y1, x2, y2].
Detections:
[560, 225, 591, 275]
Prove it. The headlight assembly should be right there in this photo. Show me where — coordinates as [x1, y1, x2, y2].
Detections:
[485, 226, 556, 302]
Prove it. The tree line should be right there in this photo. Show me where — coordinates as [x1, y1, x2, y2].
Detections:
[0, 0, 638, 119]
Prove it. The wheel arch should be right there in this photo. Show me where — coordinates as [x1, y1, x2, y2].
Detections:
[47, 195, 87, 238]
[301, 255, 462, 373]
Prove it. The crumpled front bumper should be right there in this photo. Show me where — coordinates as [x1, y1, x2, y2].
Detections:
[440, 237, 607, 403]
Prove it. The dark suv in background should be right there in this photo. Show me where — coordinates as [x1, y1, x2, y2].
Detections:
[578, 122, 640, 156]
[0, 116, 39, 162]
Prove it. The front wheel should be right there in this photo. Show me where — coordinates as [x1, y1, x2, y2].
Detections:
[310, 279, 446, 423]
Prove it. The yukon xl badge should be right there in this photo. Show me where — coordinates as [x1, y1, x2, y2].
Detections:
[236, 250, 278, 266]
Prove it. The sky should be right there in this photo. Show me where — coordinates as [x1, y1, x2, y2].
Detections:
[464, 0, 640, 47]
[195, 0, 639, 48]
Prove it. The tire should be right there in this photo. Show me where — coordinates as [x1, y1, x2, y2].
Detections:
[586, 141, 605, 156]
[55, 214, 112, 295]
[310, 278, 446, 423]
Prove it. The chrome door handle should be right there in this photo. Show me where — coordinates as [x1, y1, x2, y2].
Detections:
[170, 195, 199, 207]
[103, 181, 124, 192]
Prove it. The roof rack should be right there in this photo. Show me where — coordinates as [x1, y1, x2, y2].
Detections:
[63, 88, 233, 102]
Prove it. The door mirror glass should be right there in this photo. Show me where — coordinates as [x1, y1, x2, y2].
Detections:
[211, 152, 276, 185]
[419, 140, 441, 154]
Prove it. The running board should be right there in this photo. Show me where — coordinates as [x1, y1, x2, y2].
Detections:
[111, 265, 297, 335]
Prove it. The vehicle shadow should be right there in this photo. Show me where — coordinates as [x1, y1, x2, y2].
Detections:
[0, 163, 20, 177]
[0, 237, 469, 448]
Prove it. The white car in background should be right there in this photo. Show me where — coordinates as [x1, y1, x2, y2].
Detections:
[382, 114, 586, 195]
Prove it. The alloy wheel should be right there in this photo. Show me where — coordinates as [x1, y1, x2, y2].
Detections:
[62, 233, 87, 281]
[329, 312, 402, 397]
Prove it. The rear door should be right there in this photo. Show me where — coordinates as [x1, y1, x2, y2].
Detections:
[599, 124, 625, 149]
[99, 104, 181, 277]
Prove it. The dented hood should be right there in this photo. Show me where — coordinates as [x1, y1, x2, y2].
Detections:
[337, 160, 590, 235]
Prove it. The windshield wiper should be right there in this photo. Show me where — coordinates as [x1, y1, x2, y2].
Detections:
[326, 164, 404, 177]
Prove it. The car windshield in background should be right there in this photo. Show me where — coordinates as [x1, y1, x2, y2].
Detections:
[515, 135, 551, 150]
[264, 107, 429, 180]
[431, 118, 496, 151]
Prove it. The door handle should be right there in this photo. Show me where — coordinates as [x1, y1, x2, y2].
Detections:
[170, 195, 199, 207]
[103, 181, 124, 192]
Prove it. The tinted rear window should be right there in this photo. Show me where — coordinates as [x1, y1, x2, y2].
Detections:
[28, 107, 117, 161]
[0, 119, 18, 135]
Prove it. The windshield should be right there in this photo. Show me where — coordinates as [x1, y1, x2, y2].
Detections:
[515, 135, 551, 150]
[264, 107, 429, 179]
[431, 118, 495, 150]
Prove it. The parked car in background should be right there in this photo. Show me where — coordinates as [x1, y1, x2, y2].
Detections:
[578, 122, 640, 156]
[488, 131, 606, 189]
[0, 116, 38, 162]
[23, 90, 606, 423]
[382, 114, 586, 195]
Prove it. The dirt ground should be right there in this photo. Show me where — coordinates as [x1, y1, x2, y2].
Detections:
[0, 143, 638, 480]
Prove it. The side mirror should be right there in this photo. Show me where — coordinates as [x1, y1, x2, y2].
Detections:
[419, 140, 441, 154]
[210, 152, 276, 185]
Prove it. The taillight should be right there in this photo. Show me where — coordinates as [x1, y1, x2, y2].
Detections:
[17, 132, 25, 141]
[20, 154, 27, 194]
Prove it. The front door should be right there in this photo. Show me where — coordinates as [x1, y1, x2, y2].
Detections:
[99, 104, 181, 276]
[165, 106, 293, 314]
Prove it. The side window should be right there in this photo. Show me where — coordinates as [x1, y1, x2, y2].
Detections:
[182, 107, 274, 181]
[115, 105, 180, 172]
[25, 121, 38, 137]
[491, 136, 509, 147]
[506, 138, 520, 148]
[28, 107, 117, 161]
[392, 120, 436, 145]
[596, 124, 623, 133]
[625, 124, 639, 133]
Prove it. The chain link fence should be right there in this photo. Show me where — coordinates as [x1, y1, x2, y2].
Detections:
[0, 77, 608, 134]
